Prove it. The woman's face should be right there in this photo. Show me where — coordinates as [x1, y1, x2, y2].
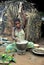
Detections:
[15, 21, 20, 28]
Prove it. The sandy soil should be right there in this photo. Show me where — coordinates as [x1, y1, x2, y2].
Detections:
[0, 36, 44, 65]
[11, 38, 44, 65]
[11, 52, 44, 65]
[0, 48, 44, 65]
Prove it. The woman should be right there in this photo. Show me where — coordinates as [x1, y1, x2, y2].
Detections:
[12, 18, 25, 42]
[6, 18, 34, 53]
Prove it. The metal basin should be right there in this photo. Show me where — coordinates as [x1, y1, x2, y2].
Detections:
[16, 40, 28, 50]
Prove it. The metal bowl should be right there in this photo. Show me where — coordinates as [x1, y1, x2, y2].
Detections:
[16, 40, 28, 50]
[32, 48, 44, 56]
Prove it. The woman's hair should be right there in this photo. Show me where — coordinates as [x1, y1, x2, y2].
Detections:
[14, 18, 20, 23]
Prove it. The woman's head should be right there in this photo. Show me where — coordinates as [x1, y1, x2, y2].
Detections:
[14, 18, 21, 28]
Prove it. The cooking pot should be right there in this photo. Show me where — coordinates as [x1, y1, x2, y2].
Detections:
[16, 40, 28, 50]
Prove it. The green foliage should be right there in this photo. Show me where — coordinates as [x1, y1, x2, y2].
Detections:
[1, 54, 16, 63]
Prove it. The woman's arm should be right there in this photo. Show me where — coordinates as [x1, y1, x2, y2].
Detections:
[12, 27, 15, 39]
[12, 27, 20, 42]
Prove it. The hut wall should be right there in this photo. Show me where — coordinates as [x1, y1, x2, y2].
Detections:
[25, 12, 41, 42]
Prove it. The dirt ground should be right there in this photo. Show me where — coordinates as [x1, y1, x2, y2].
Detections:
[0, 51, 44, 65]
[11, 38, 44, 65]
[10, 52, 44, 65]
[0, 36, 44, 65]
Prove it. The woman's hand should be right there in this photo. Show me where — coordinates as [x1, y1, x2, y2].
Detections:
[14, 37, 20, 42]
